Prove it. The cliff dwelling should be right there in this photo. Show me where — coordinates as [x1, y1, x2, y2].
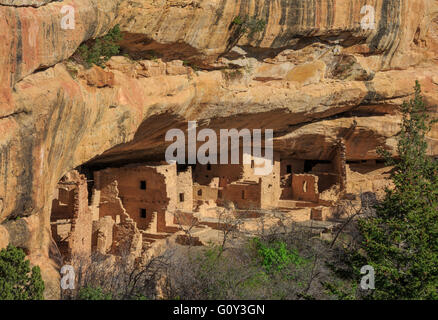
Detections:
[48, 136, 390, 264]
[1, 0, 437, 300]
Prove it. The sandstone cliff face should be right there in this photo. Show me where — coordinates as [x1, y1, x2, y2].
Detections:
[0, 0, 438, 298]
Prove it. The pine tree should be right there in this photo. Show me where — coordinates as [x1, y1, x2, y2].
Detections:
[352, 81, 438, 299]
[0, 244, 45, 300]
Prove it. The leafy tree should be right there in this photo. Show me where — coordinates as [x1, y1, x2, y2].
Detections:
[0, 245, 45, 300]
[232, 15, 266, 38]
[221, 15, 266, 56]
[350, 81, 438, 299]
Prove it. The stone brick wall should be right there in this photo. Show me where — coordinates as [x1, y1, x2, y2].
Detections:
[291, 174, 319, 202]
[92, 216, 115, 254]
[280, 159, 305, 176]
[176, 167, 193, 212]
[279, 158, 306, 201]
[68, 174, 93, 260]
[94, 172, 126, 224]
[334, 140, 347, 196]
[220, 182, 261, 209]
[111, 216, 142, 258]
[259, 155, 281, 208]
[193, 184, 219, 202]
[50, 171, 92, 262]
[95, 164, 177, 230]
[194, 163, 243, 185]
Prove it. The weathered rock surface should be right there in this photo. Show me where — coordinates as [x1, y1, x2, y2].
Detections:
[0, 224, 8, 249]
[0, 0, 437, 298]
[0, 0, 54, 6]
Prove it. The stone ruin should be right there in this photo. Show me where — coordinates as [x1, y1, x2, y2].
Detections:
[50, 140, 392, 264]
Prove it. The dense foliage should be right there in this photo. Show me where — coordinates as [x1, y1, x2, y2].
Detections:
[76, 25, 123, 68]
[349, 82, 438, 299]
[253, 238, 307, 273]
[0, 245, 45, 300]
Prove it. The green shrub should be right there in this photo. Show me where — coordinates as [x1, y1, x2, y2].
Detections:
[222, 15, 266, 56]
[253, 238, 307, 273]
[76, 25, 123, 68]
[232, 15, 266, 38]
[232, 15, 244, 26]
[78, 286, 112, 300]
[0, 245, 45, 300]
